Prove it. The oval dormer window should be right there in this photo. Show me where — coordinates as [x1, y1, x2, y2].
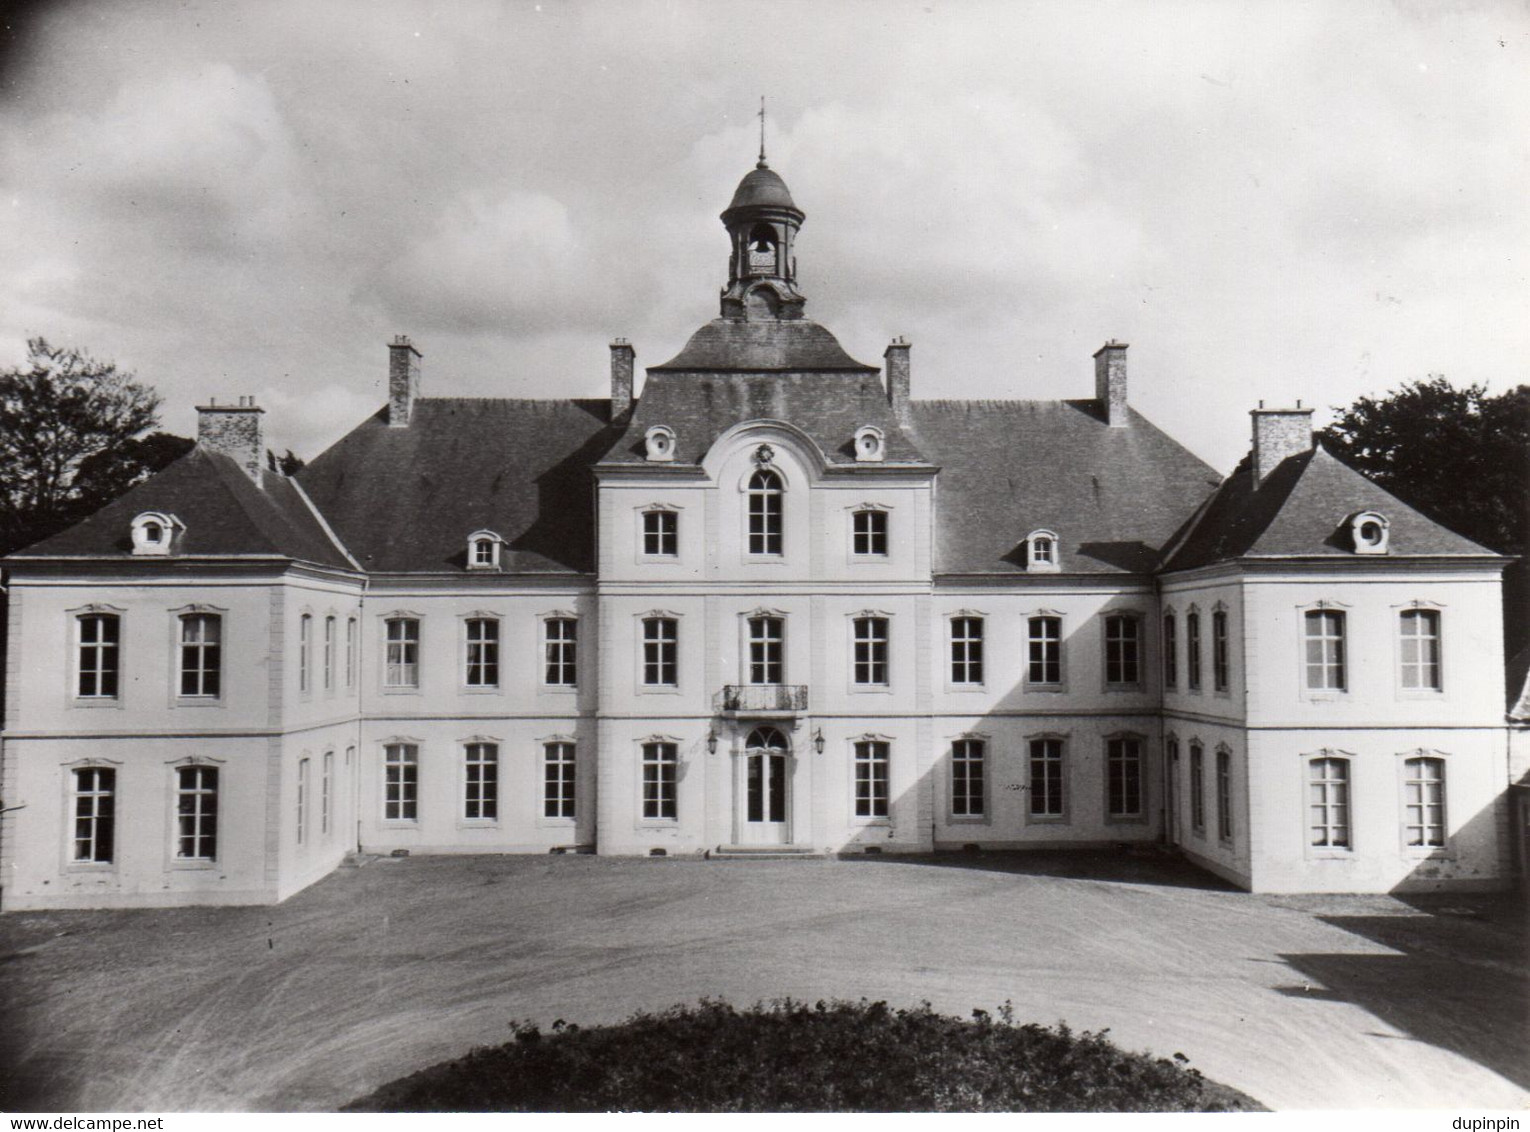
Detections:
[131, 511, 181, 556]
[645, 426, 676, 463]
[1348, 511, 1390, 555]
[854, 425, 885, 463]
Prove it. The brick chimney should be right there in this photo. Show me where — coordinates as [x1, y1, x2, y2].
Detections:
[885, 337, 911, 428]
[1250, 401, 1314, 487]
[1093, 340, 1128, 427]
[610, 338, 635, 422]
[388, 335, 421, 427]
[196, 396, 265, 486]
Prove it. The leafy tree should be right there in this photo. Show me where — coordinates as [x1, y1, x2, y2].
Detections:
[267, 448, 305, 476]
[0, 338, 178, 555]
[1320, 377, 1528, 556]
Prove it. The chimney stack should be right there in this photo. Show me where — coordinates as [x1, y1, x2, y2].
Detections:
[885, 337, 911, 428]
[610, 338, 635, 422]
[1093, 340, 1129, 427]
[388, 335, 422, 427]
[196, 395, 265, 486]
[1249, 402, 1314, 487]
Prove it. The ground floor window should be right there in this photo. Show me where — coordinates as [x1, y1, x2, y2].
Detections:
[1215, 749, 1232, 842]
[1309, 757, 1351, 848]
[642, 742, 677, 820]
[544, 742, 576, 819]
[464, 742, 499, 821]
[73, 766, 115, 863]
[950, 739, 984, 818]
[1189, 743, 1205, 835]
[1028, 738, 1064, 818]
[175, 765, 218, 860]
[1402, 756, 1445, 848]
[385, 743, 419, 821]
[1106, 736, 1142, 818]
[297, 757, 310, 845]
[854, 740, 889, 818]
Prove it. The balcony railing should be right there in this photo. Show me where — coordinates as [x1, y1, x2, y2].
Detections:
[718, 684, 809, 715]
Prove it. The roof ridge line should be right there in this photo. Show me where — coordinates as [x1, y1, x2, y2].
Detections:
[286, 476, 364, 572]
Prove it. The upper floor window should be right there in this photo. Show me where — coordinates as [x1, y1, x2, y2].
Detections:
[1024, 530, 1060, 573]
[642, 618, 678, 687]
[1104, 615, 1140, 686]
[1106, 736, 1143, 819]
[1400, 609, 1442, 691]
[854, 739, 890, 818]
[642, 509, 678, 557]
[1189, 743, 1206, 834]
[747, 469, 783, 555]
[1162, 613, 1178, 690]
[1402, 755, 1445, 848]
[1212, 609, 1230, 693]
[853, 616, 889, 687]
[72, 766, 116, 863]
[465, 618, 500, 688]
[1185, 610, 1202, 691]
[384, 743, 419, 821]
[1304, 609, 1347, 691]
[77, 613, 120, 699]
[345, 618, 357, 688]
[544, 618, 577, 687]
[950, 738, 985, 818]
[385, 617, 420, 688]
[641, 741, 678, 820]
[1215, 748, 1233, 842]
[544, 742, 576, 819]
[323, 615, 336, 692]
[298, 614, 313, 694]
[178, 613, 222, 698]
[175, 765, 219, 860]
[1308, 756, 1351, 848]
[464, 742, 499, 821]
[950, 616, 984, 686]
[1029, 737, 1065, 818]
[748, 616, 784, 684]
[1027, 616, 1062, 686]
[853, 509, 888, 556]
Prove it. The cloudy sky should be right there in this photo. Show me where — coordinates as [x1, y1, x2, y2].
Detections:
[1, 0, 1525, 472]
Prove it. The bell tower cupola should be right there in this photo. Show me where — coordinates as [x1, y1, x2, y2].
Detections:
[719, 116, 807, 321]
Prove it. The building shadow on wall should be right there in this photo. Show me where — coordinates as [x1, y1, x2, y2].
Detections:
[837, 847, 1234, 892]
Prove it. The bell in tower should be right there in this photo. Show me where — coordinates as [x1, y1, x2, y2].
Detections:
[719, 157, 807, 321]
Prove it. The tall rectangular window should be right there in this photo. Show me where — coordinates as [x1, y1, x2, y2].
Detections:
[853, 617, 889, 686]
[1305, 610, 1347, 691]
[748, 616, 784, 684]
[1212, 610, 1229, 693]
[1029, 738, 1064, 817]
[642, 742, 677, 820]
[73, 767, 116, 863]
[1106, 736, 1143, 818]
[950, 739, 985, 818]
[178, 613, 222, 697]
[950, 617, 984, 685]
[299, 614, 312, 694]
[853, 510, 888, 556]
[854, 740, 890, 818]
[296, 757, 310, 845]
[384, 743, 418, 821]
[1403, 756, 1445, 848]
[323, 616, 336, 691]
[464, 742, 498, 820]
[747, 469, 784, 555]
[77, 613, 120, 699]
[545, 618, 577, 687]
[385, 618, 419, 688]
[1104, 615, 1140, 686]
[1189, 743, 1205, 834]
[345, 617, 357, 688]
[1400, 610, 1442, 691]
[176, 765, 218, 860]
[1309, 757, 1350, 847]
[1216, 749, 1233, 841]
[643, 510, 677, 556]
[1027, 616, 1061, 685]
[1186, 611, 1202, 691]
[1162, 613, 1178, 690]
[465, 619, 499, 688]
[544, 742, 576, 819]
[321, 751, 333, 836]
[642, 618, 678, 687]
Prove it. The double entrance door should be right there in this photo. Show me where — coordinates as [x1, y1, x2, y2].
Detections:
[740, 726, 791, 845]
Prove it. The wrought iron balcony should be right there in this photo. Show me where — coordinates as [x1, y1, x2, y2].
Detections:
[718, 684, 809, 716]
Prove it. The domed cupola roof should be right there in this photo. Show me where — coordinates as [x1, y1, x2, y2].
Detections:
[723, 161, 801, 220]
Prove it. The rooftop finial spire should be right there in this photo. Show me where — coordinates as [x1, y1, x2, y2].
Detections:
[757, 95, 767, 168]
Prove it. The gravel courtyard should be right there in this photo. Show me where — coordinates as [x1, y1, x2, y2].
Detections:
[1, 851, 1525, 1112]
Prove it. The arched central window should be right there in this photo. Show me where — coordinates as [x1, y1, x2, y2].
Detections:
[747, 469, 783, 555]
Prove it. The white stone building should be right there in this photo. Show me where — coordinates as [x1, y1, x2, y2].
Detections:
[0, 160, 1514, 909]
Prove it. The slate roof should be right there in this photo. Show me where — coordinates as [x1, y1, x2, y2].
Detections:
[12, 447, 354, 569]
[650, 318, 878, 373]
[298, 398, 614, 574]
[1164, 442, 1494, 572]
[908, 400, 1222, 575]
[602, 371, 928, 467]
[724, 164, 800, 215]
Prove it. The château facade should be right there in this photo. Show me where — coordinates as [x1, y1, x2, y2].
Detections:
[0, 159, 1515, 909]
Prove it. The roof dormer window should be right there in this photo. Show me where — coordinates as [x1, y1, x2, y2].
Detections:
[1025, 530, 1060, 573]
[645, 425, 676, 462]
[1347, 511, 1390, 555]
[467, 530, 504, 571]
[131, 512, 182, 556]
[854, 425, 885, 463]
